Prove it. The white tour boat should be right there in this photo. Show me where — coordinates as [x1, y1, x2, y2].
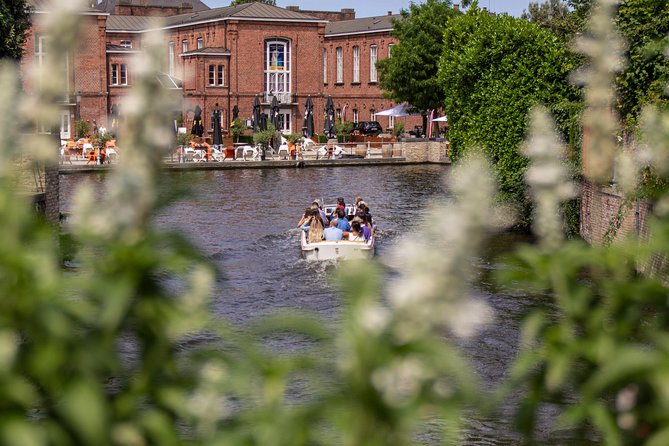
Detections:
[300, 203, 375, 261]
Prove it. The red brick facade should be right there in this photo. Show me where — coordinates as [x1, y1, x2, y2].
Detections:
[21, 3, 423, 140]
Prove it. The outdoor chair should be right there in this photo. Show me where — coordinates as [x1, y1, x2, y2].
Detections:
[277, 144, 290, 159]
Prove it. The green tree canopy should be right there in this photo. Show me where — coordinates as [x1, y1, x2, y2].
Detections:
[438, 6, 580, 223]
[230, 0, 276, 6]
[0, 0, 31, 60]
[377, 0, 458, 122]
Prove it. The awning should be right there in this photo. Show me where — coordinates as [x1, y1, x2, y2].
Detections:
[156, 73, 183, 90]
[431, 115, 448, 122]
[375, 103, 420, 117]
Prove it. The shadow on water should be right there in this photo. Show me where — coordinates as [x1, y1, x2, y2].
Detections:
[60, 165, 596, 445]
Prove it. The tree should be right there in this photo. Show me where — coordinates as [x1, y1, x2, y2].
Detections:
[438, 5, 580, 225]
[615, 0, 669, 127]
[521, 0, 575, 39]
[0, 0, 32, 60]
[230, 0, 276, 6]
[377, 0, 458, 129]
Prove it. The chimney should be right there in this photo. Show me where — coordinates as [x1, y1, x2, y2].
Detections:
[286, 6, 300, 12]
[453, 4, 460, 11]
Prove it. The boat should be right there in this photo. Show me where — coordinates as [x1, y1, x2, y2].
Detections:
[300, 203, 375, 261]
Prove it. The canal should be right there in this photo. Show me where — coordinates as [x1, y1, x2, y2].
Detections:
[60, 164, 592, 445]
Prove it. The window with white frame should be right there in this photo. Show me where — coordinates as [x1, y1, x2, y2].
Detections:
[370, 109, 376, 120]
[182, 40, 188, 53]
[336, 47, 343, 83]
[209, 65, 215, 86]
[168, 42, 175, 76]
[352, 46, 360, 83]
[197, 37, 203, 49]
[323, 48, 327, 84]
[353, 109, 359, 123]
[369, 45, 378, 82]
[389, 115, 395, 128]
[110, 63, 128, 86]
[217, 65, 224, 86]
[120, 40, 132, 48]
[120, 63, 127, 85]
[388, 43, 395, 57]
[264, 39, 291, 102]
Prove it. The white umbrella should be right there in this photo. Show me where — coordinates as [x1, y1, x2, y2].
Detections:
[431, 115, 448, 122]
[375, 103, 420, 117]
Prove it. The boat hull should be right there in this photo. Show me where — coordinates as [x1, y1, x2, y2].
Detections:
[300, 230, 374, 260]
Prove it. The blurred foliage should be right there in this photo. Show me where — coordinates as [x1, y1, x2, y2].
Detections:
[5, 2, 669, 446]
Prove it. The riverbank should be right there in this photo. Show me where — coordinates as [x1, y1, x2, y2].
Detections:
[59, 156, 452, 174]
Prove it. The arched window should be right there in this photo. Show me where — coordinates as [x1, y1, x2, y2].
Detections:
[264, 39, 291, 103]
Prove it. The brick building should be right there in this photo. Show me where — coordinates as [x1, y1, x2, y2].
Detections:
[22, 0, 420, 140]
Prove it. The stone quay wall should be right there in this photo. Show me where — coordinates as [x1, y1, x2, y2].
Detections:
[399, 138, 450, 163]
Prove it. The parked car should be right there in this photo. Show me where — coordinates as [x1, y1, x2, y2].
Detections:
[352, 121, 383, 136]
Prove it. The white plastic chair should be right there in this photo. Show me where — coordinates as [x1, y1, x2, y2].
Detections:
[241, 145, 260, 161]
[277, 144, 290, 159]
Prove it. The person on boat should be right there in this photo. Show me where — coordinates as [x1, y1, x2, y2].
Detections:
[336, 197, 346, 213]
[348, 221, 365, 241]
[361, 213, 373, 241]
[312, 200, 328, 226]
[307, 211, 325, 243]
[335, 208, 351, 232]
[324, 219, 344, 241]
[297, 208, 312, 232]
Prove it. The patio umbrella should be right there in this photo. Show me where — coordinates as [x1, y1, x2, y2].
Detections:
[271, 95, 280, 130]
[260, 113, 268, 131]
[252, 96, 261, 132]
[110, 104, 119, 129]
[303, 96, 314, 138]
[212, 106, 222, 146]
[324, 95, 336, 138]
[375, 103, 420, 117]
[232, 104, 239, 120]
[191, 105, 204, 137]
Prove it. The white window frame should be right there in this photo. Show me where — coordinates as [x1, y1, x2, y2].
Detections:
[197, 37, 204, 49]
[389, 115, 395, 128]
[120, 40, 132, 48]
[323, 48, 327, 84]
[336, 47, 343, 83]
[370, 109, 376, 121]
[111, 64, 118, 85]
[208, 64, 215, 86]
[388, 43, 395, 57]
[352, 46, 360, 83]
[182, 39, 188, 53]
[369, 45, 378, 82]
[168, 42, 175, 76]
[120, 63, 128, 85]
[353, 109, 359, 123]
[264, 39, 291, 103]
[217, 65, 224, 86]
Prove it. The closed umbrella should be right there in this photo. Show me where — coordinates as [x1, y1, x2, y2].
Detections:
[271, 95, 280, 130]
[324, 95, 336, 138]
[212, 106, 222, 146]
[252, 96, 261, 132]
[191, 105, 204, 137]
[303, 96, 314, 138]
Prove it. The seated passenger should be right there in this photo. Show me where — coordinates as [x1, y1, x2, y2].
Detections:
[324, 219, 344, 241]
[361, 214, 373, 241]
[297, 208, 312, 232]
[335, 208, 351, 232]
[308, 211, 325, 243]
[348, 221, 365, 241]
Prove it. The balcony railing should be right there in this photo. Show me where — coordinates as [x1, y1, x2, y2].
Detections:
[264, 92, 292, 104]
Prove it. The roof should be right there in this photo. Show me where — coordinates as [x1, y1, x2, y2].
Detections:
[325, 14, 400, 37]
[98, 0, 210, 14]
[106, 15, 160, 32]
[107, 2, 325, 32]
[181, 47, 231, 56]
[106, 43, 139, 53]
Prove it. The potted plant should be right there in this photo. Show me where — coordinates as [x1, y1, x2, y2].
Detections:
[230, 117, 245, 143]
[252, 123, 275, 161]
